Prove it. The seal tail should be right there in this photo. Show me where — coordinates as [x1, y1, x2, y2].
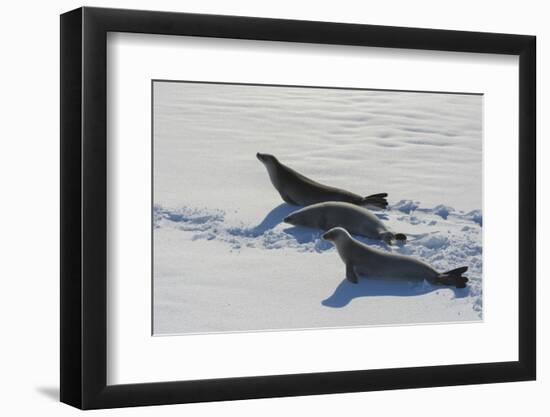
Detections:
[437, 266, 469, 288]
[360, 193, 388, 209]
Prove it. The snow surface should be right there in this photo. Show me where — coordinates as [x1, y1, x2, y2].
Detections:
[153, 81, 483, 335]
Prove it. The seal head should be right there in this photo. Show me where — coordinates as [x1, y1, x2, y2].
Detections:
[322, 227, 350, 243]
[256, 152, 277, 164]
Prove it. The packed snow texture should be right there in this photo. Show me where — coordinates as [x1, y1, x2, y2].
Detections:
[153, 82, 483, 335]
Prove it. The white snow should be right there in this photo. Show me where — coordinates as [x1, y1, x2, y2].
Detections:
[153, 81, 483, 335]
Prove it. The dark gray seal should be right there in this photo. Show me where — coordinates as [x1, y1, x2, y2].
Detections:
[322, 227, 468, 288]
[256, 153, 388, 209]
[283, 201, 406, 244]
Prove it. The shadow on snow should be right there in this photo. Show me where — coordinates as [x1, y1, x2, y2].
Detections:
[233, 203, 297, 237]
[322, 278, 470, 308]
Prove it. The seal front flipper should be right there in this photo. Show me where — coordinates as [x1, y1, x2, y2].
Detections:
[279, 192, 298, 205]
[346, 264, 359, 284]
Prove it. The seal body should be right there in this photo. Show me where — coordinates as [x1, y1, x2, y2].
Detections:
[256, 153, 388, 209]
[283, 201, 405, 243]
[322, 227, 468, 288]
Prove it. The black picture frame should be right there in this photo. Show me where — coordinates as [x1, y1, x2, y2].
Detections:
[60, 6, 536, 410]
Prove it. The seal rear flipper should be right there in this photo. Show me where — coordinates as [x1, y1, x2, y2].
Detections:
[437, 266, 469, 288]
[366, 193, 388, 199]
[346, 264, 359, 284]
[381, 232, 407, 244]
[360, 193, 388, 209]
[394, 233, 407, 242]
[444, 266, 468, 275]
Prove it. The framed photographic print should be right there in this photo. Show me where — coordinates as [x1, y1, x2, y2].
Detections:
[60, 6, 536, 409]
